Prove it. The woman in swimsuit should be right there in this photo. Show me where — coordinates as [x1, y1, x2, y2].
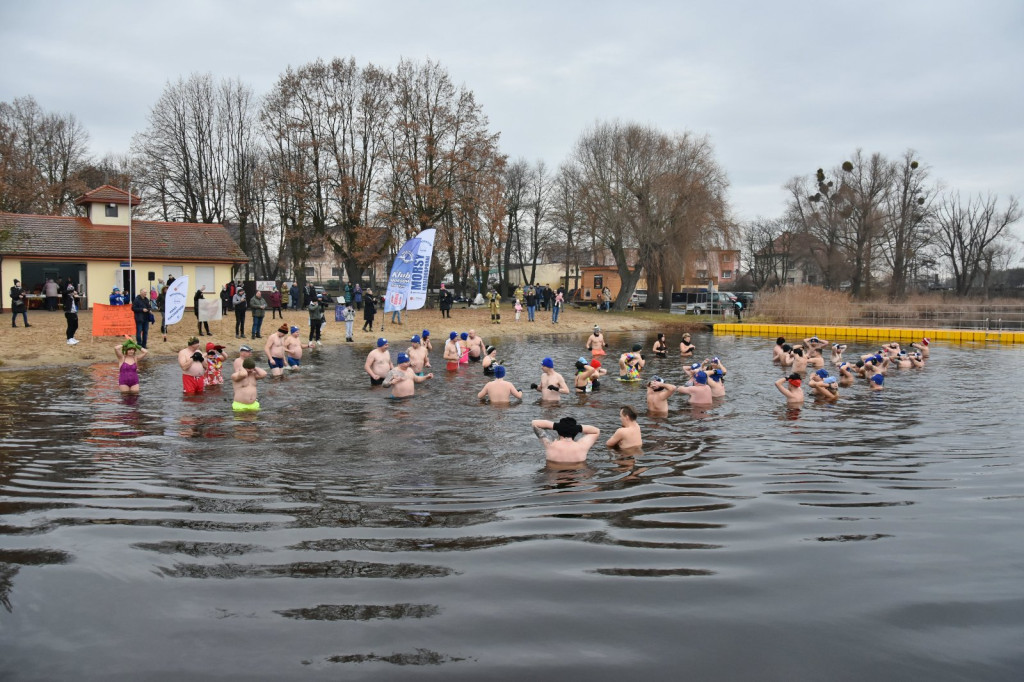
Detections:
[114, 339, 148, 394]
[679, 333, 695, 357]
[653, 333, 668, 358]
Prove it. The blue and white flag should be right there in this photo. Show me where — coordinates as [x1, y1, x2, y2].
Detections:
[384, 229, 436, 312]
[163, 276, 189, 326]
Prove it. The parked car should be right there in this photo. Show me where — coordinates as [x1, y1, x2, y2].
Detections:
[670, 290, 737, 315]
[630, 289, 648, 307]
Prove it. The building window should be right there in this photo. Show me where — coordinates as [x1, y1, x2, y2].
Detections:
[331, 267, 341, 276]
[105, 204, 118, 218]
[593, 275, 603, 288]
[305, 267, 315, 277]
[721, 270, 733, 279]
[721, 253, 732, 263]
[696, 270, 708, 280]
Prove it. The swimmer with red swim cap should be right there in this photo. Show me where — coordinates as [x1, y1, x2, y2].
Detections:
[775, 372, 804, 404]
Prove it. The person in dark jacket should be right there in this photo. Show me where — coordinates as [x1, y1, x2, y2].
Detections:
[362, 290, 377, 331]
[232, 286, 248, 338]
[132, 286, 152, 348]
[439, 284, 453, 319]
[195, 286, 211, 336]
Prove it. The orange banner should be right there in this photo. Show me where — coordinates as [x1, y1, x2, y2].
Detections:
[92, 303, 136, 337]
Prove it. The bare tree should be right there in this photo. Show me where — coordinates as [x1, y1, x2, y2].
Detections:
[551, 163, 584, 293]
[501, 158, 529, 291]
[881, 151, 933, 299]
[934, 192, 1021, 296]
[522, 160, 553, 287]
[743, 217, 792, 289]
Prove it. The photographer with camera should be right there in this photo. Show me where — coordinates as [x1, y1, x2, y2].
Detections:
[178, 336, 208, 394]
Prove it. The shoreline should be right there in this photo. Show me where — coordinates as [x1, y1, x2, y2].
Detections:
[0, 305, 700, 372]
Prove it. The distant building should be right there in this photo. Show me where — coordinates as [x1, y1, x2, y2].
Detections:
[680, 248, 741, 288]
[1, 185, 248, 309]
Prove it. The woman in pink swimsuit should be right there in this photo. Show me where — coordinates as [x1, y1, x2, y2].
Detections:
[114, 339, 149, 394]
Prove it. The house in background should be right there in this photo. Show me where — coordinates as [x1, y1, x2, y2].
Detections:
[1, 185, 248, 309]
[680, 248, 741, 288]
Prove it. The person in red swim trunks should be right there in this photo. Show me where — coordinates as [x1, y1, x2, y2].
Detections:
[178, 336, 208, 394]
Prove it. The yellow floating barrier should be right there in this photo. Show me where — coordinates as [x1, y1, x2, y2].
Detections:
[714, 323, 1021, 345]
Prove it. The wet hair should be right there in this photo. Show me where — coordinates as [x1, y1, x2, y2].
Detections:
[620, 405, 637, 421]
[776, 337, 786, 345]
[792, 347, 804, 357]
[782, 344, 792, 352]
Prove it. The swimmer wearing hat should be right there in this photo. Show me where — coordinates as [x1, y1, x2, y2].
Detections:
[678, 370, 713, 405]
[365, 338, 392, 385]
[530, 416, 601, 463]
[443, 332, 461, 371]
[482, 345, 499, 375]
[618, 344, 646, 381]
[477, 364, 523, 404]
[910, 337, 930, 358]
[284, 326, 303, 369]
[775, 372, 804, 404]
[869, 373, 885, 391]
[809, 369, 839, 401]
[383, 352, 433, 398]
[231, 356, 267, 411]
[586, 325, 608, 356]
[646, 375, 679, 415]
[407, 334, 430, 375]
[531, 357, 569, 402]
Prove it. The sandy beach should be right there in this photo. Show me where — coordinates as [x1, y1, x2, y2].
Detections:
[0, 304, 700, 371]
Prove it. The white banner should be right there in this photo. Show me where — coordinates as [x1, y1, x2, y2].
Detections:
[198, 299, 222, 321]
[384, 228, 436, 312]
[163, 276, 189, 326]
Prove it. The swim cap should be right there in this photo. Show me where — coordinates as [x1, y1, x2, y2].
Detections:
[712, 356, 720, 363]
[816, 369, 829, 379]
[242, 357, 256, 370]
[397, 352, 410, 364]
[922, 337, 930, 345]
[787, 377, 802, 388]
[541, 357, 554, 368]
[460, 332, 468, 340]
[871, 373, 884, 385]
[239, 344, 252, 352]
[486, 346, 496, 354]
[593, 325, 600, 331]
[824, 376, 837, 385]
[711, 369, 724, 381]
[651, 375, 663, 383]
[590, 358, 602, 368]
[578, 356, 588, 365]
[493, 365, 506, 379]
[839, 361, 848, 367]
[553, 417, 582, 438]
[121, 339, 141, 353]
[290, 326, 299, 333]
[377, 338, 387, 347]
[632, 343, 643, 352]
[690, 362, 701, 370]
[776, 337, 786, 345]
[422, 330, 430, 337]
[694, 371, 708, 384]
[450, 331, 457, 340]
[411, 335, 421, 343]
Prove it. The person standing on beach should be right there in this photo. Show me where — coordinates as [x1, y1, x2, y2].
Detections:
[249, 290, 267, 339]
[343, 302, 355, 342]
[268, 287, 283, 319]
[362, 292, 376, 331]
[178, 336, 208, 394]
[132, 287, 152, 349]
[232, 286, 248, 339]
[264, 325, 288, 376]
[365, 338, 393, 385]
[552, 289, 564, 324]
[44, 277, 59, 311]
[487, 288, 501, 324]
[439, 284, 453, 318]
[63, 283, 79, 344]
[10, 279, 30, 327]
[195, 286, 211, 336]
[307, 294, 324, 346]
[524, 286, 537, 322]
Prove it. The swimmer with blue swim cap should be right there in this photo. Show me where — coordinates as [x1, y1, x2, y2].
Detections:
[532, 357, 569, 401]
[478, 362, 522, 404]
[383, 350, 432, 398]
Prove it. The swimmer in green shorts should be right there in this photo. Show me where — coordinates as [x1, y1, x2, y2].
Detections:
[231, 356, 267, 411]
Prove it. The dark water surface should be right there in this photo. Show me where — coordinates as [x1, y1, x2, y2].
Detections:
[1, 332, 1022, 681]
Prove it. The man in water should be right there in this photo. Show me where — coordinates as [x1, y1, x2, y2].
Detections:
[233, 344, 254, 374]
[646, 376, 678, 416]
[869, 373, 885, 391]
[231, 357, 267, 411]
[910, 337, 931, 358]
[808, 369, 840, 401]
[284, 326, 304, 369]
[178, 336, 208, 394]
[264, 324, 288, 376]
[586, 325, 607, 356]
[383, 352, 433, 398]
[365, 337, 393, 386]
[443, 331, 461, 371]
[465, 329, 486, 361]
[775, 373, 804, 404]
[606, 406, 643, 450]
[407, 334, 431, 375]
[531, 416, 601, 463]
[531, 357, 570, 402]
[678, 370, 713, 406]
[477, 365, 523, 404]
[803, 336, 828, 368]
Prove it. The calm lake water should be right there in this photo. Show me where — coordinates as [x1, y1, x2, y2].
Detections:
[1, 331, 1022, 681]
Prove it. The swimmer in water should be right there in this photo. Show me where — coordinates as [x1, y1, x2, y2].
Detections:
[574, 356, 598, 392]
[264, 324, 288, 376]
[837, 361, 856, 386]
[443, 332, 461, 371]
[231, 356, 267, 411]
[809, 368, 839, 401]
[114, 338, 148, 393]
[531, 416, 601, 463]
[365, 337, 393, 385]
[481, 345, 499, 375]
[477, 365, 523, 404]
[773, 337, 787, 362]
[646, 375, 678, 415]
[618, 344, 645, 381]
[910, 337, 930, 358]
[284, 326, 303, 369]
[606, 406, 643, 450]
[869, 373, 885, 391]
[679, 333, 695, 357]
[586, 325, 608, 356]
[830, 343, 848, 365]
[588, 358, 607, 390]
[775, 372, 804, 404]
[382, 352, 433, 398]
[407, 335, 431, 375]
[652, 333, 668, 358]
[678, 370, 713, 406]
[531, 357, 570, 402]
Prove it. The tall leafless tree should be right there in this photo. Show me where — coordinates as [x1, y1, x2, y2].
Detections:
[934, 192, 1021, 296]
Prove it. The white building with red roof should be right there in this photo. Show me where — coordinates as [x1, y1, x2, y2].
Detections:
[1, 186, 248, 309]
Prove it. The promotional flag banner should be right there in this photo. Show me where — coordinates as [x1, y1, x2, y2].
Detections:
[384, 228, 436, 312]
[198, 299, 222, 321]
[91, 303, 135, 336]
[164, 276, 189, 326]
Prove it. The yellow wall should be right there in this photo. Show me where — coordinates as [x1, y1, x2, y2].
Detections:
[86, 261, 235, 308]
[84, 201, 132, 227]
[3, 257, 24, 298]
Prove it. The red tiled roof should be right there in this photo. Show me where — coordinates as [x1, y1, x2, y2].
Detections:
[74, 185, 142, 206]
[0, 213, 249, 264]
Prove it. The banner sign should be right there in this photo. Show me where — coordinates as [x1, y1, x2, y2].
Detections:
[91, 303, 135, 337]
[198, 299, 222, 321]
[384, 228, 436, 312]
[164, 276, 189, 326]
[256, 280, 276, 292]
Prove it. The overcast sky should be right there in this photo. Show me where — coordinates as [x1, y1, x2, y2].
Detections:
[2, 0, 1022, 227]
